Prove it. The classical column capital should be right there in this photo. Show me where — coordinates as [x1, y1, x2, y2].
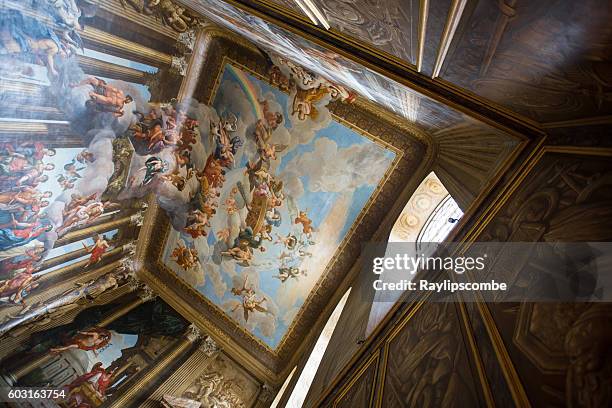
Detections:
[177, 29, 197, 53]
[185, 324, 202, 343]
[171, 56, 188, 76]
[257, 383, 275, 405]
[198, 335, 220, 357]
[136, 284, 157, 301]
[129, 211, 145, 226]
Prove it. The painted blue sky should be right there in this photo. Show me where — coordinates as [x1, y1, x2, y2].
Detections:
[164, 64, 395, 349]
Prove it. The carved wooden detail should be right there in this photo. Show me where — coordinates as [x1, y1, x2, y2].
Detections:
[476, 150, 612, 407]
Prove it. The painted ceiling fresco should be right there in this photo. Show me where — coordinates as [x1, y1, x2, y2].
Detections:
[160, 61, 396, 348]
[0, 0, 422, 392]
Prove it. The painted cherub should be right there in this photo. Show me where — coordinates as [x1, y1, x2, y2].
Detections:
[230, 276, 272, 322]
[274, 266, 307, 282]
[221, 246, 255, 267]
[171, 243, 199, 270]
[183, 209, 211, 239]
[161, 167, 194, 191]
[294, 210, 315, 236]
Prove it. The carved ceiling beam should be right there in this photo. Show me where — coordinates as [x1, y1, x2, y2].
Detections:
[416, 0, 429, 73]
[432, 0, 468, 78]
[76, 55, 149, 85]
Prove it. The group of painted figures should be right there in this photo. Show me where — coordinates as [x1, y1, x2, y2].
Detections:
[167, 95, 321, 322]
[0, 141, 118, 306]
[0, 1, 135, 309]
[165, 55, 357, 324]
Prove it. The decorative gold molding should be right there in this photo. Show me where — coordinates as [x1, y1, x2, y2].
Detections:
[476, 301, 531, 407]
[456, 301, 495, 408]
[480, 0, 517, 77]
[435, 9, 465, 70]
[542, 115, 612, 128]
[333, 350, 380, 408]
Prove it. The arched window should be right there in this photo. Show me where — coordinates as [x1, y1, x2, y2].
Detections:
[367, 172, 462, 334]
[284, 288, 352, 408]
[416, 193, 463, 251]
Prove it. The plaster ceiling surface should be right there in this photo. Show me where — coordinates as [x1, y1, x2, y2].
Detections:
[241, 0, 612, 125]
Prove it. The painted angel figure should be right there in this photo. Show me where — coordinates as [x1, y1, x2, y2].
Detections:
[274, 266, 307, 282]
[210, 114, 242, 168]
[230, 276, 272, 322]
[171, 243, 199, 270]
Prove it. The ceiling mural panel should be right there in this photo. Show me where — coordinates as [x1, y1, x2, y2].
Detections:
[159, 60, 397, 349]
[139, 30, 428, 375]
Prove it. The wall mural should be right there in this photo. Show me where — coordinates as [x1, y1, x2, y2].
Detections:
[0, 0, 155, 330]
[10, 298, 190, 407]
[159, 60, 396, 348]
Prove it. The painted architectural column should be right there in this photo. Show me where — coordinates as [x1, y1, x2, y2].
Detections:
[107, 324, 202, 408]
[55, 212, 139, 247]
